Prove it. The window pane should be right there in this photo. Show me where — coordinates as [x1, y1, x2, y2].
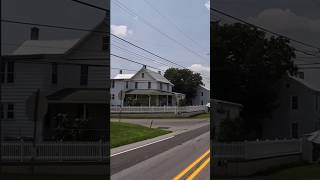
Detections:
[0, 62, 5, 83]
[80, 65, 88, 85]
[7, 62, 14, 83]
[0, 104, 4, 119]
[292, 96, 298, 110]
[102, 36, 108, 51]
[7, 104, 14, 119]
[52, 63, 57, 84]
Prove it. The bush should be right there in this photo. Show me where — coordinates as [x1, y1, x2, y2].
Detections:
[218, 116, 245, 142]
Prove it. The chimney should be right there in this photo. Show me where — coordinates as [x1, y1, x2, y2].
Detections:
[119, 69, 123, 74]
[158, 71, 161, 74]
[143, 65, 147, 69]
[30, 27, 39, 40]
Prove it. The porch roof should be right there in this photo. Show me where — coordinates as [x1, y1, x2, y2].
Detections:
[47, 88, 108, 104]
[125, 89, 176, 96]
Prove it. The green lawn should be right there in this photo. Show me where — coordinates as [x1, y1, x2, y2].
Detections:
[189, 113, 210, 119]
[110, 122, 171, 148]
[215, 164, 320, 180]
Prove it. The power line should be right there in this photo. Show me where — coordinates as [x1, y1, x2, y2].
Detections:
[2, 19, 209, 81]
[111, 42, 170, 68]
[211, 8, 320, 51]
[70, 0, 108, 11]
[111, 34, 187, 69]
[111, 54, 162, 71]
[1, 19, 107, 35]
[142, 0, 207, 52]
[113, 0, 208, 61]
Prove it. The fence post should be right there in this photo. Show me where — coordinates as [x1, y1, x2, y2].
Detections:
[59, 140, 62, 162]
[20, 138, 24, 162]
[100, 139, 103, 161]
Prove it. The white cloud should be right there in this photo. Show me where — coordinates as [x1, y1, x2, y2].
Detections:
[111, 24, 132, 37]
[189, 64, 210, 88]
[248, 8, 320, 33]
[205, 0, 210, 10]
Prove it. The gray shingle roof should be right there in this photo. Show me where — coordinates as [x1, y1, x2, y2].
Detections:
[145, 69, 173, 85]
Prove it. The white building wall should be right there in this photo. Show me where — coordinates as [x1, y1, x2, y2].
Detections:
[263, 76, 320, 139]
[191, 86, 210, 105]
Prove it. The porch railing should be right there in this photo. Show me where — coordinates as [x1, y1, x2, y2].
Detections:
[110, 105, 207, 113]
[1, 141, 109, 162]
[212, 139, 302, 160]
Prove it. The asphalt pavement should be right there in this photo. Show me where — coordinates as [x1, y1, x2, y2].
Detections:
[110, 121, 210, 179]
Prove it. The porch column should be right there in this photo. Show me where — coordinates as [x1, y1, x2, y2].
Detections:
[166, 95, 168, 106]
[148, 95, 151, 107]
[83, 104, 87, 120]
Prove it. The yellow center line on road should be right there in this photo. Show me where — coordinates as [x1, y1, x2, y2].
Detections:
[172, 149, 210, 180]
[186, 157, 210, 180]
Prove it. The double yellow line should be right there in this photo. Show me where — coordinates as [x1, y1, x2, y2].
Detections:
[173, 149, 210, 180]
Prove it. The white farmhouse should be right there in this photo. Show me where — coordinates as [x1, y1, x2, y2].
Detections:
[191, 85, 210, 105]
[1, 19, 109, 141]
[262, 74, 320, 139]
[111, 66, 185, 107]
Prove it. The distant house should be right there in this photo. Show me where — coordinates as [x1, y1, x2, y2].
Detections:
[191, 85, 210, 105]
[1, 19, 109, 141]
[110, 66, 185, 107]
[262, 74, 320, 139]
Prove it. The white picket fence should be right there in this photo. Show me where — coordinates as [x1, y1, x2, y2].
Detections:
[111, 105, 207, 113]
[212, 139, 302, 160]
[1, 141, 108, 162]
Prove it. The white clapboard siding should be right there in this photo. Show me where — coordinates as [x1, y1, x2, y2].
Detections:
[1, 62, 51, 138]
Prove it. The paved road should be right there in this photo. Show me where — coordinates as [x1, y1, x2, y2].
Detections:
[111, 124, 210, 179]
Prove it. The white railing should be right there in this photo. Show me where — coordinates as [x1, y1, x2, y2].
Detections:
[111, 105, 207, 113]
[1, 141, 109, 162]
[212, 139, 302, 160]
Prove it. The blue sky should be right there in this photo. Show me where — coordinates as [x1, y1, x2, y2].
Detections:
[111, 0, 210, 87]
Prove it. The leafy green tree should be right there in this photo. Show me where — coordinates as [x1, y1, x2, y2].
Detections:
[164, 68, 203, 105]
[211, 21, 297, 139]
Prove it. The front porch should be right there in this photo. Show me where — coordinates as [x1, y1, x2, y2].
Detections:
[122, 89, 184, 106]
[44, 88, 108, 141]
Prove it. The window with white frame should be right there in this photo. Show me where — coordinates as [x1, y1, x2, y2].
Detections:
[1, 103, 14, 120]
[112, 80, 115, 88]
[291, 96, 298, 110]
[0, 61, 15, 84]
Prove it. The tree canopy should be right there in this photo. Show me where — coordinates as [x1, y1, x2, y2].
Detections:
[211, 21, 297, 139]
[164, 68, 203, 105]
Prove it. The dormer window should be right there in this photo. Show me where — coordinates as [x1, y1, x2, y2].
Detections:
[141, 73, 144, 78]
